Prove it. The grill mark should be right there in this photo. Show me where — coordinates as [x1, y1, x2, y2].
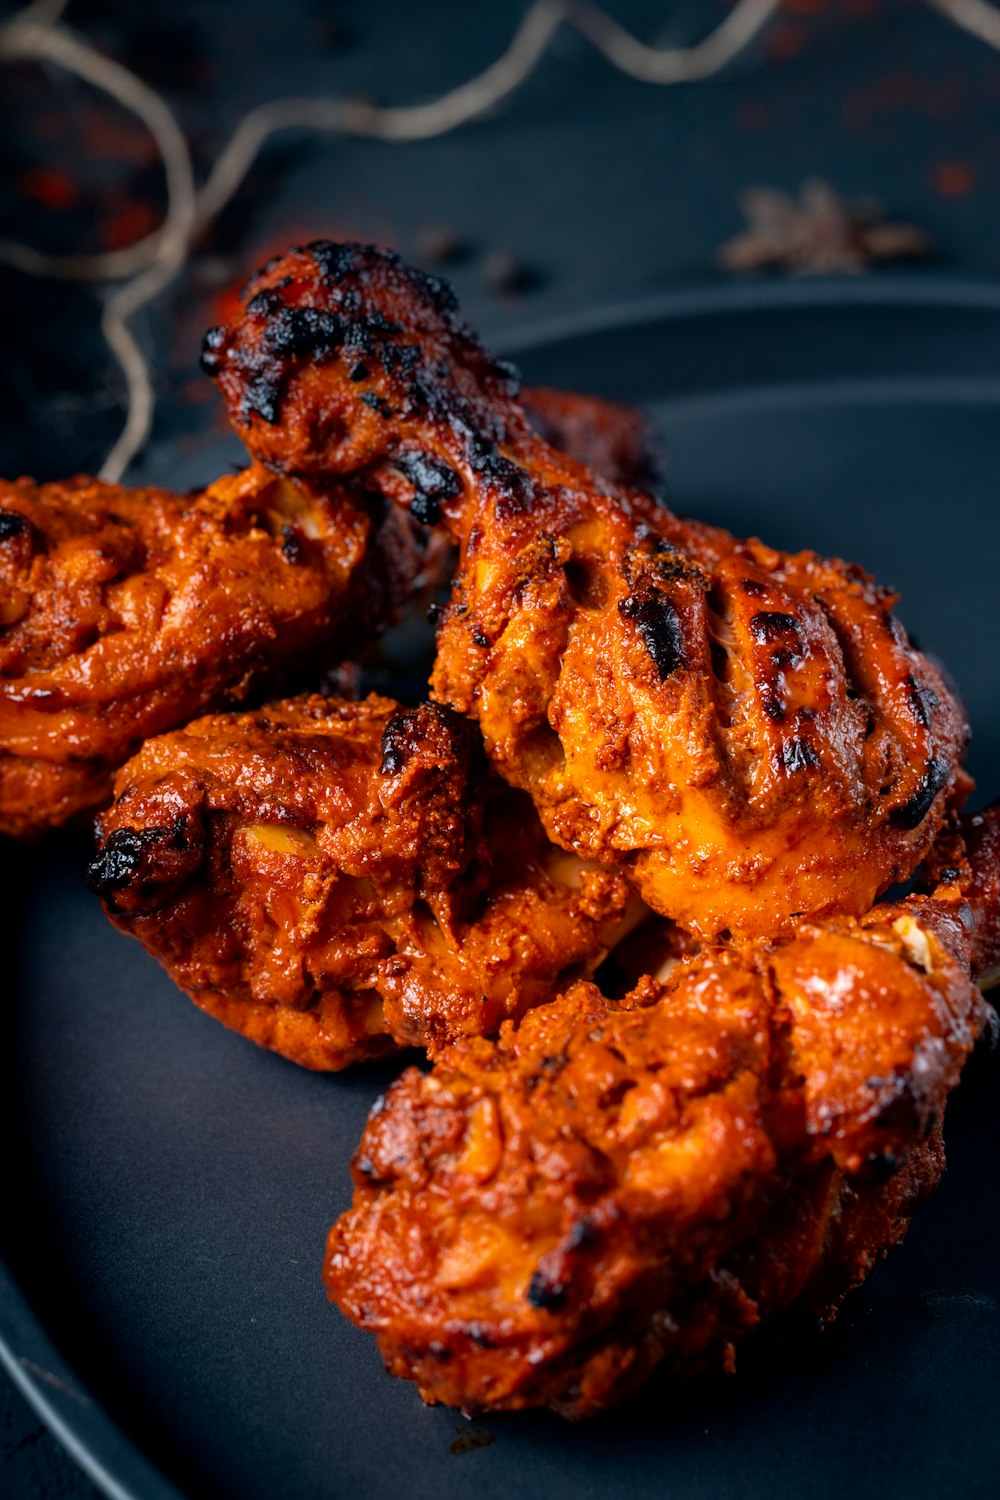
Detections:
[618, 591, 684, 679]
[888, 757, 951, 829]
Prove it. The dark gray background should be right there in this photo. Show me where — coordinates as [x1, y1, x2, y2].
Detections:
[2, 0, 1000, 1493]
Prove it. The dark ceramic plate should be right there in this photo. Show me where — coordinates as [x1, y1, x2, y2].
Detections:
[3, 279, 1000, 1500]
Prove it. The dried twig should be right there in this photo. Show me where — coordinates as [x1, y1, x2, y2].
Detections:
[5, 0, 998, 478]
[925, 0, 1000, 51]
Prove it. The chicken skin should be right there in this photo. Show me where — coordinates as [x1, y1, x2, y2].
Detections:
[520, 386, 664, 495]
[0, 466, 428, 839]
[204, 241, 967, 939]
[0, 381, 659, 841]
[326, 811, 998, 1416]
[88, 693, 635, 1069]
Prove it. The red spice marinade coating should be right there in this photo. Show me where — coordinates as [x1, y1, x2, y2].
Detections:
[0, 466, 425, 838]
[90, 694, 634, 1069]
[327, 849, 995, 1416]
[205, 240, 968, 938]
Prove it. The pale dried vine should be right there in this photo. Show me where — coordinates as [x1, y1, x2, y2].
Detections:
[1, 0, 996, 478]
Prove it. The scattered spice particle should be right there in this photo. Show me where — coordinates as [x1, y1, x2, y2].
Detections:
[18, 168, 79, 211]
[450, 1423, 496, 1456]
[717, 179, 935, 276]
[739, 100, 773, 133]
[766, 20, 810, 60]
[415, 223, 470, 267]
[178, 378, 214, 406]
[843, 70, 969, 130]
[930, 161, 975, 198]
[100, 200, 161, 251]
[482, 250, 541, 294]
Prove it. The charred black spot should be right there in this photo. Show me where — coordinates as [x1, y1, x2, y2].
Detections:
[377, 340, 420, 378]
[0, 510, 30, 540]
[309, 239, 376, 281]
[198, 324, 226, 375]
[466, 1323, 496, 1349]
[889, 757, 951, 829]
[394, 451, 462, 526]
[471, 628, 489, 648]
[86, 828, 168, 896]
[527, 1269, 567, 1311]
[781, 739, 819, 773]
[281, 526, 307, 564]
[488, 354, 522, 395]
[937, 866, 960, 883]
[905, 673, 939, 728]
[465, 433, 534, 514]
[883, 610, 908, 646]
[264, 305, 344, 361]
[243, 376, 281, 424]
[566, 1217, 598, 1251]
[349, 361, 369, 382]
[762, 690, 785, 723]
[465, 434, 496, 472]
[863, 1148, 908, 1179]
[367, 308, 404, 335]
[361, 391, 394, 419]
[246, 288, 284, 318]
[750, 611, 801, 644]
[619, 592, 684, 679]
[380, 744, 407, 777]
[740, 577, 768, 597]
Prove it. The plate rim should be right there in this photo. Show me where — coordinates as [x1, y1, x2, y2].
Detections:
[6, 267, 1000, 1500]
[490, 268, 1000, 357]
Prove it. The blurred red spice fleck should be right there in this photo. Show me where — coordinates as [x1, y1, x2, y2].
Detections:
[766, 21, 809, 59]
[18, 168, 79, 211]
[100, 200, 160, 250]
[739, 100, 773, 133]
[844, 69, 974, 129]
[930, 162, 975, 198]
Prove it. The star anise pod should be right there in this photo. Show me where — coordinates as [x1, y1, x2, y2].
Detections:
[717, 178, 935, 275]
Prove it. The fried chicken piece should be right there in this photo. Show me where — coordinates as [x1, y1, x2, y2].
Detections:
[326, 814, 997, 1415]
[88, 693, 635, 1069]
[0, 465, 431, 839]
[204, 241, 966, 938]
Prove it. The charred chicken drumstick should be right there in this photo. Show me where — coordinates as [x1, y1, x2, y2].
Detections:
[326, 807, 999, 1417]
[205, 241, 966, 939]
[0, 385, 658, 842]
[89, 694, 634, 1070]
